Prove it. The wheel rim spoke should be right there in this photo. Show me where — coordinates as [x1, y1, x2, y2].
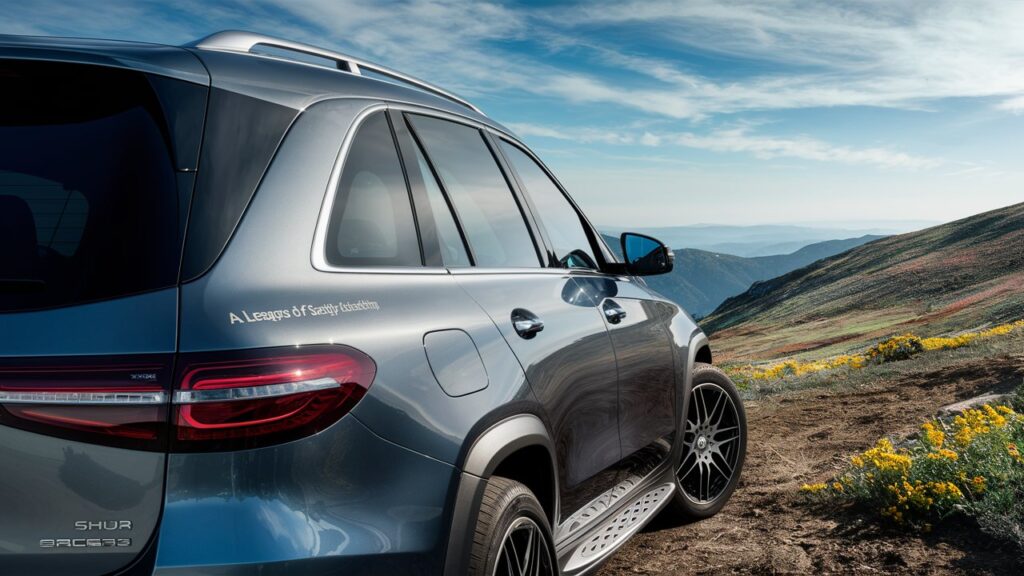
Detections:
[678, 381, 742, 505]
[495, 518, 553, 576]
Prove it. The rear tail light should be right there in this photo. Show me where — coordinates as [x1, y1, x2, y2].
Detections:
[0, 346, 375, 452]
[0, 357, 171, 450]
[171, 346, 375, 451]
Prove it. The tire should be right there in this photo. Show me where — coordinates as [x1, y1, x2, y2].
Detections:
[664, 362, 747, 520]
[468, 476, 558, 576]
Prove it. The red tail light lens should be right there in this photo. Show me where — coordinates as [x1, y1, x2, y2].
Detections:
[171, 346, 376, 451]
[0, 356, 171, 450]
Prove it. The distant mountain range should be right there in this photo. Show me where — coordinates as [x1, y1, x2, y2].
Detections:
[600, 222, 930, 257]
[701, 202, 1024, 362]
[601, 234, 883, 317]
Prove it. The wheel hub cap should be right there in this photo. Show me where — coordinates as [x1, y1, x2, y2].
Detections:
[696, 435, 708, 451]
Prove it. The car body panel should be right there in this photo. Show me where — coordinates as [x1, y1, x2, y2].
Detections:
[451, 272, 622, 519]
[155, 416, 453, 573]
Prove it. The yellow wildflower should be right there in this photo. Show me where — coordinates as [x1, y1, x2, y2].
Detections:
[921, 421, 945, 448]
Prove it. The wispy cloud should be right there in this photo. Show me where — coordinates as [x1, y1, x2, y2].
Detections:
[0, 0, 1016, 173]
[505, 123, 941, 170]
[995, 95, 1024, 115]
[8, 0, 1024, 120]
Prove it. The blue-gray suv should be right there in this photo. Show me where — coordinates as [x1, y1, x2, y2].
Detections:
[0, 30, 747, 576]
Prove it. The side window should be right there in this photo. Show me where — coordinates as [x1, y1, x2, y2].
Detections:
[500, 141, 598, 269]
[408, 135, 471, 267]
[407, 115, 540, 268]
[325, 112, 422, 267]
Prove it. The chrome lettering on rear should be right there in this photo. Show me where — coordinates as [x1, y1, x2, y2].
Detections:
[40, 538, 132, 548]
[40, 520, 134, 549]
[74, 520, 133, 531]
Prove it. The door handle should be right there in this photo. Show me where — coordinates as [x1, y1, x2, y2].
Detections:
[603, 300, 627, 324]
[511, 308, 544, 339]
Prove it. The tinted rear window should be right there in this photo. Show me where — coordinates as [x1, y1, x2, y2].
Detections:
[0, 60, 183, 312]
[325, 112, 422, 267]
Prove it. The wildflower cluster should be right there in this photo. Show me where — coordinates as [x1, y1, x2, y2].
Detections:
[864, 334, 924, 363]
[729, 320, 1023, 385]
[921, 320, 1024, 351]
[800, 403, 1024, 533]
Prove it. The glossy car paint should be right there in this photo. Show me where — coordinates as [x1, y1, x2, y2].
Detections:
[0, 33, 712, 576]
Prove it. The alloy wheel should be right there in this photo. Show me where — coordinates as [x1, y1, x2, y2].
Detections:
[493, 516, 555, 576]
[678, 382, 742, 504]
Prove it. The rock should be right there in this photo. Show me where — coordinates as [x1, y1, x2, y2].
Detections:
[937, 393, 1010, 416]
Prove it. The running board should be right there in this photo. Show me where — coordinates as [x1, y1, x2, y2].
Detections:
[559, 482, 675, 574]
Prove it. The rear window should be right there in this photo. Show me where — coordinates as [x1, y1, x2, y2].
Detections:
[0, 60, 184, 312]
[324, 112, 422, 267]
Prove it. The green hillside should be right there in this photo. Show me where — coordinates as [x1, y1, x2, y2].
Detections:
[701, 202, 1024, 362]
[603, 234, 881, 317]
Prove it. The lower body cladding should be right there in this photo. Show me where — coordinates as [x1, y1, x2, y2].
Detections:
[153, 415, 455, 576]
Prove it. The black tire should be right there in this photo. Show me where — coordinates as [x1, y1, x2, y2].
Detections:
[468, 476, 558, 576]
[664, 362, 747, 520]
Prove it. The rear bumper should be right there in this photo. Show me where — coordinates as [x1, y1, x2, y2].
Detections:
[153, 415, 455, 575]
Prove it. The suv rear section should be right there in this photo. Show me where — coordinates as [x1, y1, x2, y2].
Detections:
[0, 39, 208, 575]
[0, 34, 508, 576]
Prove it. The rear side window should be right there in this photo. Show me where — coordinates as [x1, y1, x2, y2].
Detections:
[407, 115, 539, 268]
[408, 137, 471, 267]
[0, 60, 183, 312]
[500, 141, 598, 269]
[325, 112, 422, 267]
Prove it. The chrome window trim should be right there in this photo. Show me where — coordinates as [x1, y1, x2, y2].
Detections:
[310, 100, 627, 278]
[310, 103, 449, 276]
[0, 390, 167, 406]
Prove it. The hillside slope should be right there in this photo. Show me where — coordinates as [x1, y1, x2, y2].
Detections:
[603, 234, 882, 317]
[702, 202, 1024, 361]
[646, 236, 883, 317]
[600, 223, 924, 257]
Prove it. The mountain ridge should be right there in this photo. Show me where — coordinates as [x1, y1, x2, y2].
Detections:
[602, 234, 883, 317]
[701, 202, 1024, 362]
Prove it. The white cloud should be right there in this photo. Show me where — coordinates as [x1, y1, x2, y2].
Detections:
[5, 0, 1023, 120]
[0, 0, 1014, 173]
[665, 128, 941, 170]
[507, 123, 941, 170]
[995, 95, 1024, 115]
[550, 0, 1024, 116]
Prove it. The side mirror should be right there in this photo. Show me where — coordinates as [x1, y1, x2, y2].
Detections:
[621, 233, 674, 276]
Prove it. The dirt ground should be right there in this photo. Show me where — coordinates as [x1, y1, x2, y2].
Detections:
[599, 353, 1024, 575]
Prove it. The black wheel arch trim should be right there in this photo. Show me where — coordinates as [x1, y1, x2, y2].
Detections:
[444, 413, 559, 576]
[669, 330, 710, 477]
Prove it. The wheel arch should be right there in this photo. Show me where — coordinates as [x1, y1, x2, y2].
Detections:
[694, 342, 712, 365]
[444, 413, 559, 576]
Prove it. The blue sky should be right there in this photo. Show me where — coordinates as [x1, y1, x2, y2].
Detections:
[3, 0, 1023, 228]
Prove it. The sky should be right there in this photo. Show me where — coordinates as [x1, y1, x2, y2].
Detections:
[2, 0, 1023, 228]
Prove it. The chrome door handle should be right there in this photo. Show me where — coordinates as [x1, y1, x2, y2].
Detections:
[511, 308, 544, 339]
[603, 300, 627, 324]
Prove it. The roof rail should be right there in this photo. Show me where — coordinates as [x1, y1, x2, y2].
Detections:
[187, 30, 484, 116]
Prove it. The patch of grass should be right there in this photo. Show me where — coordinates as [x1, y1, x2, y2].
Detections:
[727, 330, 1024, 400]
[726, 320, 1024, 393]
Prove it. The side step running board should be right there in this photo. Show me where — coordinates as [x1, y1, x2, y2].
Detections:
[561, 482, 675, 574]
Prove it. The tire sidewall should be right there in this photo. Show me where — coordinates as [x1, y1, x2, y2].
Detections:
[671, 363, 747, 518]
[473, 478, 557, 576]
